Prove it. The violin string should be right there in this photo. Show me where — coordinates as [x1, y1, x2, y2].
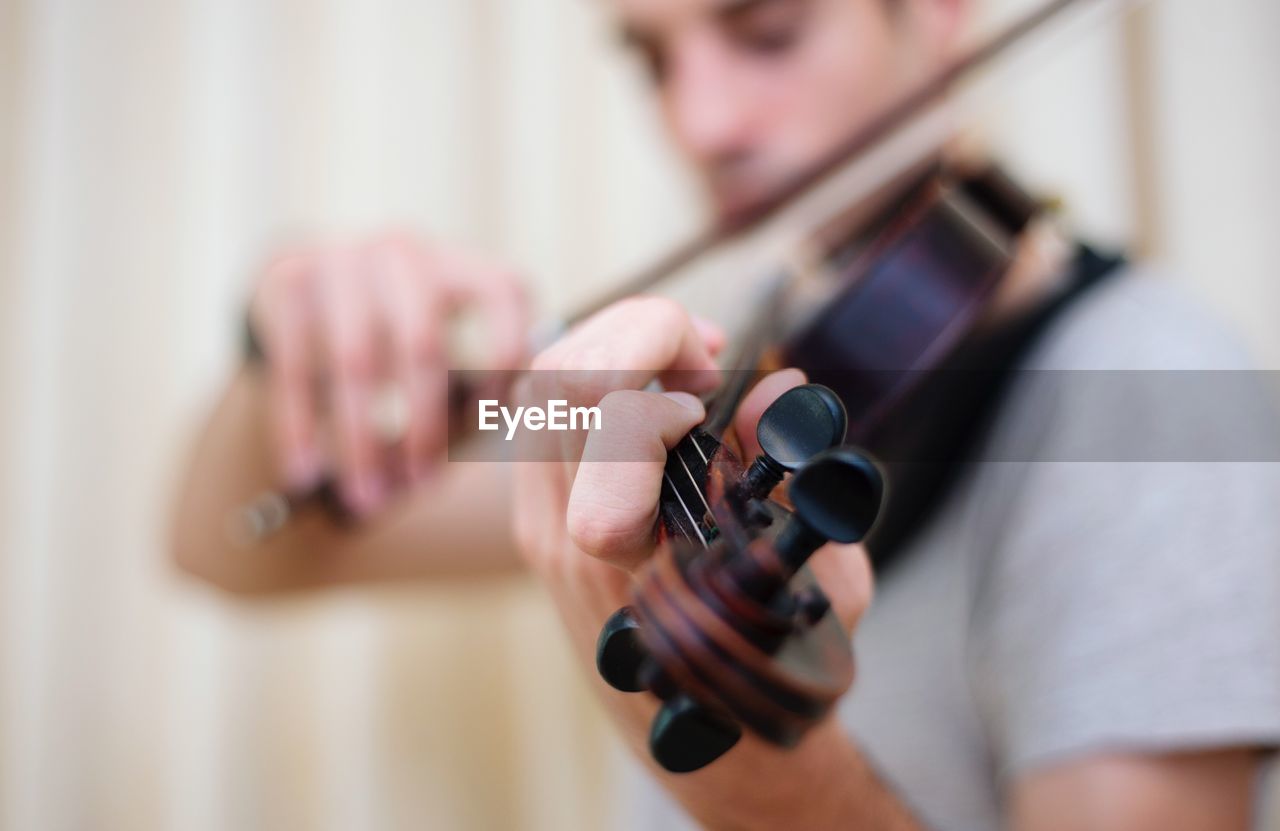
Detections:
[674, 443, 715, 521]
[688, 433, 710, 466]
[662, 468, 710, 549]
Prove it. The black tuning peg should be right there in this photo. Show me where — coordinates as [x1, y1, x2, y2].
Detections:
[649, 693, 743, 773]
[595, 607, 649, 693]
[773, 447, 884, 571]
[742, 384, 848, 499]
[597, 608, 744, 772]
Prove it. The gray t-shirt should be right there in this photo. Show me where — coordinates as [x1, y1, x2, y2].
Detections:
[623, 267, 1280, 830]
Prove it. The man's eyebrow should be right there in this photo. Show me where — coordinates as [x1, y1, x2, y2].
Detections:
[616, 22, 649, 50]
[616, 0, 794, 49]
[714, 0, 787, 23]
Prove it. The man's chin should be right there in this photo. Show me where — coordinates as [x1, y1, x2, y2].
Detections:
[712, 192, 771, 227]
[709, 171, 806, 226]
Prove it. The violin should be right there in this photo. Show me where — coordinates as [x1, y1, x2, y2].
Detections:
[228, 0, 1117, 773]
[591, 158, 1038, 772]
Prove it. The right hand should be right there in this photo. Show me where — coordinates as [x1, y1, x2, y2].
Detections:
[249, 231, 528, 517]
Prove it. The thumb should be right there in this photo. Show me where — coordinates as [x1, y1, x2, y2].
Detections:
[805, 541, 875, 636]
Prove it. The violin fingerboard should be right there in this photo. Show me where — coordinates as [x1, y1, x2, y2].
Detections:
[658, 429, 721, 549]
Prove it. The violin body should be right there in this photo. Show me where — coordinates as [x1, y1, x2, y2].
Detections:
[785, 167, 1035, 442]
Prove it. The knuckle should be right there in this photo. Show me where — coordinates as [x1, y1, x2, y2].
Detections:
[597, 389, 645, 420]
[566, 501, 631, 560]
[404, 324, 442, 363]
[331, 338, 376, 379]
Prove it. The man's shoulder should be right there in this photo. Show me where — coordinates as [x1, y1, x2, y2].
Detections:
[972, 258, 1280, 470]
[959, 266, 1280, 782]
[1024, 262, 1259, 372]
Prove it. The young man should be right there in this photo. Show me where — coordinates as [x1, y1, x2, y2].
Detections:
[172, 0, 1280, 827]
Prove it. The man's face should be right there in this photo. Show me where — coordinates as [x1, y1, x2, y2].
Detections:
[614, 0, 967, 221]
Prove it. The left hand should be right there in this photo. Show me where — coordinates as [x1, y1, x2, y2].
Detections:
[511, 296, 875, 774]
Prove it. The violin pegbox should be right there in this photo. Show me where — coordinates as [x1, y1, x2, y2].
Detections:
[594, 384, 885, 773]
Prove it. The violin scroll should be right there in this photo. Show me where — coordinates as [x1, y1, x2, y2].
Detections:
[594, 384, 885, 773]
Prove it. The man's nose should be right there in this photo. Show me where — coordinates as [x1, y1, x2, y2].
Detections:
[666, 47, 759, 167]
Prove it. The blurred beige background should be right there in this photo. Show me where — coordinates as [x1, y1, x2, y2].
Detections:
[1, 1, 1277, 829]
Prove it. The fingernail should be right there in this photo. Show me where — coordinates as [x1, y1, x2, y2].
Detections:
[663, 391, 704, 412]
[690, 315, 725, 348]
[286, 449, 324, 491]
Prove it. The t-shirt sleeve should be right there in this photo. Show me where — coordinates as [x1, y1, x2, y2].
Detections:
[967, 276, 1280, 779]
